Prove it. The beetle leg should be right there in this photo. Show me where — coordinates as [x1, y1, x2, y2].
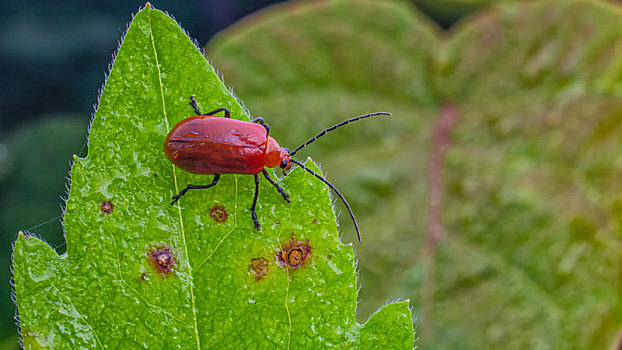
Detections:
[251, 174, 261, 230]
[204, 108, 230, 118]
[262, 169, 290, 203]
[171, 175, 221, 205]
[189, 96, 202, 115]
[252, 117, 270, 135]
[189, 97, 231, 118]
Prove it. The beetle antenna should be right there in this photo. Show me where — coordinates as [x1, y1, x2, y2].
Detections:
[290, 112, 391, 156]
[290, 158, 361, 242]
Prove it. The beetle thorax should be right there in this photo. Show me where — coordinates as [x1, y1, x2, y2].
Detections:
[265, 136, 291, 169]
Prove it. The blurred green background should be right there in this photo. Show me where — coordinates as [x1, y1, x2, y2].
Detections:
[2, 0, 621, 349]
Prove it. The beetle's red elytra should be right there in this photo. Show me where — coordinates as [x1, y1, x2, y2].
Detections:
[164, 116, 290, 175]
[164, 96, 390, 241]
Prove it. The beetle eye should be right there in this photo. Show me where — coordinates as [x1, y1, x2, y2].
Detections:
[282, 147, 290, 154]
[280, 160, 288, 169]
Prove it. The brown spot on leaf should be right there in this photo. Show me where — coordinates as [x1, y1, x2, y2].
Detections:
[250, 257, 269, 281]
[141, 272, 149, 281]
[149, 247, 174, 275]
[100, 201, 114, 214]
[287, 249, 304, 267]
[312, 219, 320, 225]
[277, 236, 312, 269]
[210, 204, 228, 223]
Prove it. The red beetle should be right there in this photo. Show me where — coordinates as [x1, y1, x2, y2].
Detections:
[164, 97, 390, 241]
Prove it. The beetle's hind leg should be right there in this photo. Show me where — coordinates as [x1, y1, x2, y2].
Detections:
[262, 169, 290, 203]
[204, 108, 230, 118]
[171, 175, 221, 205]
[189, 96, 202, 115]
[189, 96, 230, 118]
[251, 174, 261, 230]
[252, 117, 270, 135]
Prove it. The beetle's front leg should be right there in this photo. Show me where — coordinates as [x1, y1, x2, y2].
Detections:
[262, 169, 290, 203]
[250, 174, 261, 230]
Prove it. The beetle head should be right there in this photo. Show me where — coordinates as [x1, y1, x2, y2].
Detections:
[265, 137, 291, 170]
[279, 147, 291, 170]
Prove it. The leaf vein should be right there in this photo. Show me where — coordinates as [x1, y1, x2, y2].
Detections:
[48, 279, 105, 349]
[147, 9, 201, 349]
[195, 174, 240, 273]
[379, 316, 399, 349]
[103, 224, 191, 327]
[277, 168, 307, 350]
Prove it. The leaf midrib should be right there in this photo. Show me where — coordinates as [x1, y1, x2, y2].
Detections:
[147, 8, 201, 349]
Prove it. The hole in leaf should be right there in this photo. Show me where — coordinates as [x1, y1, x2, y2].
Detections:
[149, 247, 175, 275]
[209, 204, 228, 223]
[277, 236, 312, 269]
[249, 257, 269, 281]
[100, 201, 114, 214]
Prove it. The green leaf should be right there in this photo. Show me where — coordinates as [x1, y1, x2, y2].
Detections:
[0, 116, 85, 340]
[12, 4, 413, 349]
[206, 0, 622, 349]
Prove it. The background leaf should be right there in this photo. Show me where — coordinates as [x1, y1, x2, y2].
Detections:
[13, 4, 413, 349]
[206, 0, 622, 349]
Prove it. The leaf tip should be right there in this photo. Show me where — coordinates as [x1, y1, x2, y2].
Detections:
[15, 231, 35, 246]
[13, 231, 60, 264]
